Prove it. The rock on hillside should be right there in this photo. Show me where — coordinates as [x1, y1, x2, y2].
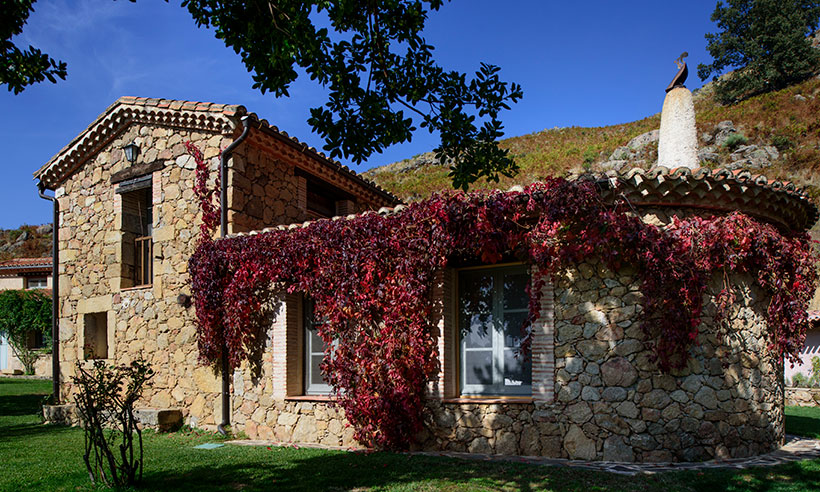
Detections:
[365, 76, 820, 203]
[0, 224, 52, 260]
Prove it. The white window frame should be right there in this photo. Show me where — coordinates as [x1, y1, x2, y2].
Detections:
[26, 277, 48, 289]
[304, 299, 332, 395]
[459, 264, 532, 397]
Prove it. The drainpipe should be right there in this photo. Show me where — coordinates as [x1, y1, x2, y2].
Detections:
[37, 182, 60, 404]
[217, 116, 251, 436]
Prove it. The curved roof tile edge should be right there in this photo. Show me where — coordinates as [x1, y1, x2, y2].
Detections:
[0, 257, 53, 268]
[34, 96, 400, 204]
[604, 166, 818, 230]
[227, 166, 818, 238]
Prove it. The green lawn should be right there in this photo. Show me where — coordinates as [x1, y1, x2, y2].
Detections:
[2, 377, 820, 491]
[785, 405, 820, 439]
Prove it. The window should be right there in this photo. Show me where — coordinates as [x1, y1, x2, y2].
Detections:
[459, 265, 531, 396]
[83, 312, 108, 360]
[298, 172, 357, 221]
[119, 183, 153, 288]
[26, 330, 46, 349]
[26, 277, 48, 290]
[134, 235, 152, 286]
[304, 299, 332, 395]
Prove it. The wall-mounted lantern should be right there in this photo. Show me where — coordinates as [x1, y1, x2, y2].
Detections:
[123, 142, 140, 163]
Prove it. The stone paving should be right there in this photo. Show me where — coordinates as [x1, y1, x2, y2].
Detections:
[228, 434, 820, 476]
[412, 434, 820, 475]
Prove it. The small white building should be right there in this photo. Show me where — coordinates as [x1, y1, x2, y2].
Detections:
[785, 311, 820, 385]
[0, 257, 52, 375]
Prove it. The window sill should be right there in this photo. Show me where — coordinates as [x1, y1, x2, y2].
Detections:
[285, 395, 336, 402]
[120, 285, 152, 293]
[441, 397, 533, 404]
[81, 358, 112, 365]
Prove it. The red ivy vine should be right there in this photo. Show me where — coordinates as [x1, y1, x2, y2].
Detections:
[185, 144, 817, 449]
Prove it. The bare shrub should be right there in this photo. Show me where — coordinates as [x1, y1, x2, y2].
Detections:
[72, 359, 154, 486]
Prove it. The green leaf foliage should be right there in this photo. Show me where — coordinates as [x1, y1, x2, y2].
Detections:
[0, 289, 51, 339]
[182, 0, 523, 190]
[0, 289, 51, 373]
[0, 0, 68, 94]
[4, 1, 521, 189]
[697, 0, 820, 104]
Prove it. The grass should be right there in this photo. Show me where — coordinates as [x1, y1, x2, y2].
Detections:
[2, 377, 820, 491]
[785, 405, 820, 439]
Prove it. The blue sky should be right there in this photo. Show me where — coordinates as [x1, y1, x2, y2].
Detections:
[0, 0, 717, 229]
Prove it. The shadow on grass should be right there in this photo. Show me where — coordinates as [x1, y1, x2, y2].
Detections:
[139, 451, 566, 492]
[136, 446, 820, 492]
[785, 415, 820, 439]
[0, 421, 77, 443]
[676, 459, 820, 492]
[0, 393, 49, 417]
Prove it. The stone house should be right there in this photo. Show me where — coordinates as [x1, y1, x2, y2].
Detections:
[35, 95, 397, 421]
[218, 167, 816, 462]
[39, 97, 819, 462]
[0, 257, 52, 375]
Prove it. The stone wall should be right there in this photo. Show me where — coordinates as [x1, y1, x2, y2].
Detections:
[55, 122, 229, 425]
[228, 137, 390, 234]
[404, 262, 782, 461]
[228, 145, 303, 233]
[223, 258, 783, 463]
[51, 116, 786, 462]
[54, 119, 397, 429]
[786, 387, 820, 407]
[1, 346, 51, 376]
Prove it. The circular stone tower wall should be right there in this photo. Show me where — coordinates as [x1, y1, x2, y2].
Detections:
[418, 167, 814, 462]
[550, 261, 782, 462]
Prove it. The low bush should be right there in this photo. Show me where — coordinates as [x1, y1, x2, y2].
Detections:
[771, 134, 794, 151]
[792, 373, 809, 387]
[724, 133, 749, 150]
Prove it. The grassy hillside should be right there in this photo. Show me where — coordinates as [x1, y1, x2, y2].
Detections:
[5, 78, 819, 258]
[366, 76, 820, 202]
[0, 225, 52, 260]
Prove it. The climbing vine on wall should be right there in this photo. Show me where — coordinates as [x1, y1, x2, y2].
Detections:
[185, 144, 817, 449]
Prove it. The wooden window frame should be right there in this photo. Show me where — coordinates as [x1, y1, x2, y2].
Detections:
[458, 263, 532, 397]
[133, 236, 153, 288]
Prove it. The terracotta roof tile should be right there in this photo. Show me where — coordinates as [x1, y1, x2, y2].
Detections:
[34, 96, 397, 203]
[603, 166, 818, 231]
[230, 166, 818, 238]
[0, 257, 52, 268]
[0, 257, 52, 277]
[227, 204, 406, 239]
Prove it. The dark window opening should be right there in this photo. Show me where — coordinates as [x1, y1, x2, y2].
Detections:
[83, 312, 108, 360]
[26, 330, 46, 349]
[300, 172, 356, 220]
[25, 277, 48, 290]
[120, 185, 153, 288]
